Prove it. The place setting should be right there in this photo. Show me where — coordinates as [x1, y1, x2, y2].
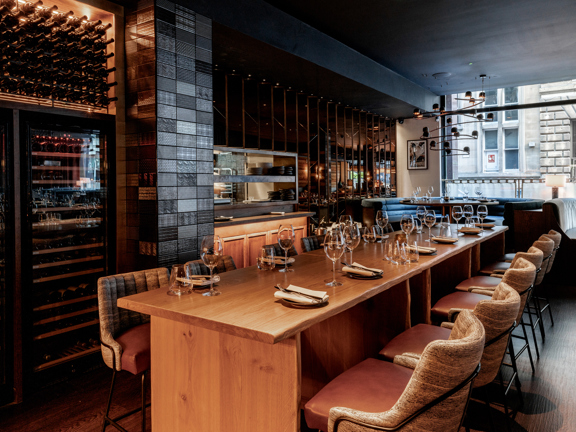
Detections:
[274, 284, 329, 308]
[341, 261, 383, 280]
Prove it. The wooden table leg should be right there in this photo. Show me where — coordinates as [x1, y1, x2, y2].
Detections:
[151, 316, 301, 432]
[410, 268, 431, 326]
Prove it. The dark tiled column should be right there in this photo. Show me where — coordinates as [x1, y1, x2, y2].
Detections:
[155, 0, 214, 267]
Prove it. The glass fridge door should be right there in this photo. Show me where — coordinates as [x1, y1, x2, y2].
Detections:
[0, 113, 13, 405]
[26, 119, 109, 375]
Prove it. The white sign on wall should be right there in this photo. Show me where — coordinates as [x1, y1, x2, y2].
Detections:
[485, 151, 498, 172]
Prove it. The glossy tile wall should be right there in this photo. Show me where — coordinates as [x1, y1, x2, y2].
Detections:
[124, 0, 214, 270]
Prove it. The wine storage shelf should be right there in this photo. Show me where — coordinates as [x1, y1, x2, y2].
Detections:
[33, 242, 104, 255]
[33, 319, 99, 341]
[33, 268, 104, 283]
[34, 346, 101, 372]
[34, 294, 98, 312]
[33, 255, 103, 269]
[34, 306, 98, 326]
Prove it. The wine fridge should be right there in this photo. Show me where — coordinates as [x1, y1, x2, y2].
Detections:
[0, 111, 14, 406]
[22, 112, 112, 380]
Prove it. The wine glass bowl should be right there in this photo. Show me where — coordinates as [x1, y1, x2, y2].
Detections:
[400, 214, 415, 241]
[452, 206, 463, 233]
[477, 205, 488, 235]
[200, 235, 223, 296]
[424, 210, 436, 241]
[343, 224, 361, 263]
[375, 210, 389, 242]
[463, 205, 474, 227]
[363, 225, 377, 243]
[324, 230, 345, 286]
[278, 224, 295, 273]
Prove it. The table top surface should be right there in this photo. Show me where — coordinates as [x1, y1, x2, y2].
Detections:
[117, 226, 507, 345]
[399, 199, 500, 206]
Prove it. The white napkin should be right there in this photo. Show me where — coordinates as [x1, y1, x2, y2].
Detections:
[406, 245, 437, 253]
[274, 284, 329, 304]
[342, 266, 375, 276]
[349, 262, 383, 274]
[459, 227, 481, 234]
[432, 236, 458, 243]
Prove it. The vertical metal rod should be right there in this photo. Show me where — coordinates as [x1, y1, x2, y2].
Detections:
[335, 104, 340, 218]
[271, 84, 274, 150]
[325, 102, 331, 202]
[283, 88, 287, 152]
[241, 78, 246, 149]
[257, 83, 261, 150]
[316, 98, 321, 199]
[225, 74, 229, 147]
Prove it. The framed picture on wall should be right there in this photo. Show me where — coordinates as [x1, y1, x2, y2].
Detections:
[407, 140, 428, 170]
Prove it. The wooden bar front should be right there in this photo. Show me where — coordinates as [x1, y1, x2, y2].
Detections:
[117, 226, 507, 431]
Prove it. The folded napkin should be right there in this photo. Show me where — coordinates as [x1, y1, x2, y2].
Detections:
[475, 223, 495, 228]
[274, 284, 329, 304]
[431, 236, 458, 243]
[406, 245, 437, 253]
[261, 257, 292, 264]
[342, 262, 382, 276]
[459, 227, 481, 234]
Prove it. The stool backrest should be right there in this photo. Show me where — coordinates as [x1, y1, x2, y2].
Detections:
[504, 257, 537, 323]
[98, 268, 169, 370]
[185, 255, 237, 275]
[301, 235, 324, 253]
[542, 230, 561, 271]
[265, 243, 298, 258]
[473, 282, 520, 387]
[533, 236, 555, 281]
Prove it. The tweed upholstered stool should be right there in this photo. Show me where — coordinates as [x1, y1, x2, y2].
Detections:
[98, 268, 169, 432]
[304, 310, 485, 432]
[301, 235, 324, 252]
[265, 243, 298, 258]
[381, 283, 520, 428]
[184, 254, 236, 275]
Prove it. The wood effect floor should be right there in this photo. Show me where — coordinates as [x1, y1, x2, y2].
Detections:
[0, 283, 574, 432]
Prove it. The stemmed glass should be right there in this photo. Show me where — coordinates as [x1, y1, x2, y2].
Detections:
[339, 214, 353, 228]
[427, 186, 434, 200]
[416, 206, 426, 227]
[200, 235, 223, 296]
[400, 214, 415, 242]
[324, 230, 345, 286]
[278, 224, 295, 273]
[463, 205, 474, 227]
[452, 206, 463, 234]
[424, 210, 436, 241]
[343, 224, 361, 263]
[475, 187, 483, 200]
[363, 226, 376, 243]
[477, 205, 488, 235]
[375, 210, 389, 242]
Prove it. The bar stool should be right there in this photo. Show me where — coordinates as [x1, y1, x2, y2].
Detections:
[380, 283, 520, 430]
[98, 268, 170, 432]
[265, 243, 298, 257]
[304, 310, 485, 432]
[185, 254, 237, 274]
[301, 234, 324, 252]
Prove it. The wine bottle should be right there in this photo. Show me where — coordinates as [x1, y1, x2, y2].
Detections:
[13, 15, 44, 34]
[92, 37, 113, 50]
[0, 0, 16, 8]
[93, 66, 116, 77]
[94, 22, 112, 35]
[19, 1, 43, 16]
[36, 18, 56, 33]
[51, 24, 73, 38]
[1, 10, 25, 28]
[80, 19, 101, 32]
[66, 14, 87, 28]
[35, 4, 57, 19]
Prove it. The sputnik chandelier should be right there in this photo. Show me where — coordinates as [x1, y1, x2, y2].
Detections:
[413, 75, 494, 155]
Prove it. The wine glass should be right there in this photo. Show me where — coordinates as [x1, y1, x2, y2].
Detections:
[416, 205, 426, 225]
[452, 206, 463, 233]
[477, 205, 488, 234]
[200, 235, 223, 296]
[278, 224, 295, 273]
[400, 214, 414, 241]
[339, 214, 353, 229]
[168, 264, 192, 296]
[363, 226, 376, 243]
[427, 186, 434, 200]
[462, 187, 469, 201]
[463, 205, 474, 227]
[475, 187, 483, 200]
[375, 210, 389, 242]
[343, 224, 361, 263]
[424, 210, 436, 242]
[324, 230, 345, 286]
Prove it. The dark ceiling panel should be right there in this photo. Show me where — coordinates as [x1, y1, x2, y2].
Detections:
[263, 0, 576, 95]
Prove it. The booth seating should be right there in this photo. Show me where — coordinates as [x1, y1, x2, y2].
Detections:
[544, 198, 576, 239]
[304, 310, 485, 432]
[360, 198, 443, 228]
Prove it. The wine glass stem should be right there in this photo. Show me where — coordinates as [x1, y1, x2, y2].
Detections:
[350, 249, 353, 263]
[429, 227, 432, 241]
[332, 260, 336, 284]
[209, 268, 213, 293]
[285, 250, 288, 272]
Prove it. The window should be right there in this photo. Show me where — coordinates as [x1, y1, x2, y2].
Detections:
[505, 110, 518, 121]
[504, 87, 518, 104]
[484, 130, 498, 172]
[504, 129, 519, 170]
[485, 89, 498, 106]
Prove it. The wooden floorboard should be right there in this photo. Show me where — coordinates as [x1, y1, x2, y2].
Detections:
[1, 283, 574, 432]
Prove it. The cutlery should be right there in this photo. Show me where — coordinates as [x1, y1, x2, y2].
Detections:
[275, 284, 321, 301]
[341, 262, 382, 274]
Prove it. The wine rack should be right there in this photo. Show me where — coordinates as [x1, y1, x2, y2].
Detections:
[0, 0, 116, 112]
[27, 122, 108, 374]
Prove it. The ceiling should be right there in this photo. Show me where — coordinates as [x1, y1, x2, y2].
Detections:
[262, 0, 576, 96]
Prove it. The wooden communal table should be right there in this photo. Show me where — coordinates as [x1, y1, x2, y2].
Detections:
[399, 198, 499, 221]
[117, 226, 507, 432]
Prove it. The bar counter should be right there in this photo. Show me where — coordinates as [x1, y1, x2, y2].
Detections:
[118, 226, 507, 432]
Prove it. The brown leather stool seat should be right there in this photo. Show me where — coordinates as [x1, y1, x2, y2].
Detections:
[498, 253, 516, 262]
[116, 323, 151, 375]
[379, 324, 451, 362]
[455, 275, 502, 292]
[304, 359, 412, 431]
[479, 260, 511, 275]
[431, 292, 490, 322]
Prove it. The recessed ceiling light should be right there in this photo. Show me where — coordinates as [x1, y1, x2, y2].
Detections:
[432, 72, 451, 79]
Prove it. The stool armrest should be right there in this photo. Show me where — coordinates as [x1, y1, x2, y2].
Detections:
[469, 288, 496, 296]
[490, 273, 503, 278]
[447, 308, 465, 323]
[440, 322, 455, 330]
[100, 335, 123, 371]
[393, 352, 421, 369]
